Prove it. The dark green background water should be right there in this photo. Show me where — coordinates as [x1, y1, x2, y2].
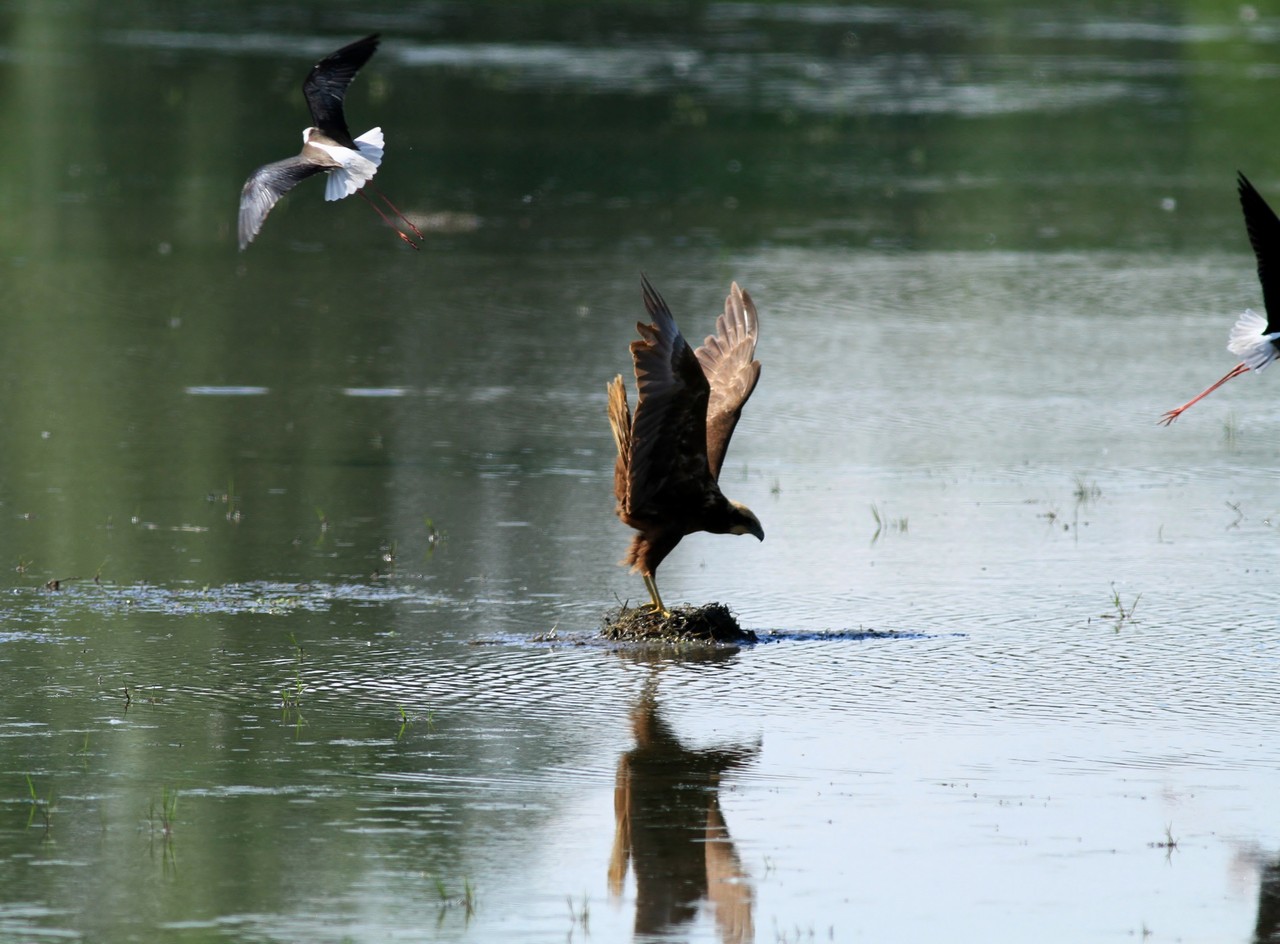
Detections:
[3, 3, 1280, 942]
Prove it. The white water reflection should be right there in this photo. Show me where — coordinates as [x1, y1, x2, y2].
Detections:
[107, 20, 1182, 119]
[184, 385, 271, 396]
[341, 387, 409, 397]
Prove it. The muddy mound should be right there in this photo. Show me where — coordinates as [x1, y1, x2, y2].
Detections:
[601, 602, 756, 644]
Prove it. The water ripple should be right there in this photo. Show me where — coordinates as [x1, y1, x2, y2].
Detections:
[9, 580, 442, 619]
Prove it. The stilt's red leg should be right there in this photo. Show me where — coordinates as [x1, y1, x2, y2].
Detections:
[1158, 362, 1250, 425]
[357, 189, 420, 249]
[370, 186, 425, 241]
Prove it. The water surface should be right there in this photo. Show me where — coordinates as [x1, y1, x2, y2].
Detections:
[2, 3, 1279, 942]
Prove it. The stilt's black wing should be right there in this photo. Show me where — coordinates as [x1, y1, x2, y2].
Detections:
[1239, 172, 1280, 333]
[302, 34, 379, 150]
[238, 156, 325, 249]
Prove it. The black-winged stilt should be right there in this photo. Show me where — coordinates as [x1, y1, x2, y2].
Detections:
[237, 34, 422, 250]
[1160, 173, 1280, 424]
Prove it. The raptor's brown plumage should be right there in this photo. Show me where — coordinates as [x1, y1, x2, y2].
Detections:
[607, 276, 764, 613]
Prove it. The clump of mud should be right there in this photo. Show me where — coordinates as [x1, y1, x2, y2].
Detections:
[601, 602, 756, 644]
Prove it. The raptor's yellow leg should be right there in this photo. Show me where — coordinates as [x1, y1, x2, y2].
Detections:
[643, 574, 669, 617]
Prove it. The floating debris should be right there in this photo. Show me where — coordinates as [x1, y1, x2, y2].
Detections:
[601, 602, 756, 644]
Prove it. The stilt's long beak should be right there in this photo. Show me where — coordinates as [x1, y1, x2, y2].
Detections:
[1158, 361, 1250, 426]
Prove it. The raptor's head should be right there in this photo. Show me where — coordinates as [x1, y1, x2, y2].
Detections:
[727, 502, 765, 541]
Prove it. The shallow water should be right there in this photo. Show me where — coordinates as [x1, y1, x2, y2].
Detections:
[3, 3, 1280, 942]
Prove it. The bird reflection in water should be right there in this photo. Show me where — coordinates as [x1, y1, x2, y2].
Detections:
[1228, 843, 1280, 943]
[608, 663, 758, 944]
[1253, 855, 1280, 943]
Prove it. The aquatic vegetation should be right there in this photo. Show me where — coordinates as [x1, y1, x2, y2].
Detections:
[372, 539, 401, 580]
[1149, 823, 1178, 852]
[279, 633, 310, 732]
[28, 556, 112, 592]
[207, 478, 242, 522]
[1148, 824, 1179, 864]
[423, 517, 444, 556]
[147, 785, 179, 873]
[774, 922, 822, 944]
[1039, 506, 1067, 531]
[1101, 583, 1141, 628]
[122, 686, 166, 707]
[149, 785, 178, 840]
[281, 633, 306, 708]
[25, 775, 54, 833]
[1072, 475, 1101, 503]
[434, 876, 476, 921]
[566, 894, 589, 936]
[531, 623, 562, 643]
[1223, 412, 1240, 449]
[870, 503, 908, 545]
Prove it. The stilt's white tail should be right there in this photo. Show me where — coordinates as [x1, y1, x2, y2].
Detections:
[353, 127, 384, 164]
[1227, 308, 1280, 371]
[320, 127, 384, 202]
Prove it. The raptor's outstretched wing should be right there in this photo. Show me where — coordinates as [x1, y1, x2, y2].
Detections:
[623, 276, 713, 516]
[694, 282, 761, 481]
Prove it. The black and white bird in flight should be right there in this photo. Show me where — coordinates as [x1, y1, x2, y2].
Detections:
[1160, 173, 1280, 424]
[237, 34, 422, 250]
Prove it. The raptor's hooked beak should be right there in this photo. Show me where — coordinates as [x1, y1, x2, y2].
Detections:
[730, 504, 764, 541]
